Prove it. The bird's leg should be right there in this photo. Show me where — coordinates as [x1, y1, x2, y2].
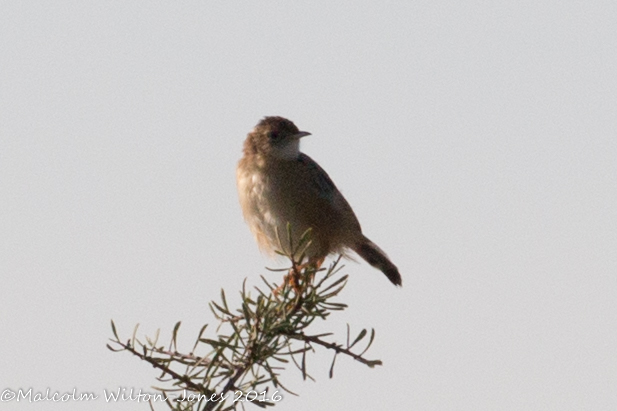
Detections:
[302, 256, 324, 285]
[273, 257, 325, 296]
[292, 256, 324, 289]
[272, 264, 301, 296]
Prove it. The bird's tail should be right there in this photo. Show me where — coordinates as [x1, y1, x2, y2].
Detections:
[353, 236, 402, 286]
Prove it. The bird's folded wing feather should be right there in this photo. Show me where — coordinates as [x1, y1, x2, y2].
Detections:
[296, 153, 361, 233]
[297, 153, 338, 201]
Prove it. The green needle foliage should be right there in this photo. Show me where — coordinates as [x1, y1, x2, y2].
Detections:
[108, 228, 382, 411]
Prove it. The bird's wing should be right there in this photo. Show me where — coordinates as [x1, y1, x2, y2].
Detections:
[297, 153, 338, 201]
[296, 153, 362, 233]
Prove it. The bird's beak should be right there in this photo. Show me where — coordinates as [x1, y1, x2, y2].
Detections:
[294, 131, 311, 139]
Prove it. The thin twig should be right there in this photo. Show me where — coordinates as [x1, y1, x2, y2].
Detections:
[285, 333, 382, 367]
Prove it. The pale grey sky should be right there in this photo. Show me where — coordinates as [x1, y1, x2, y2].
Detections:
[1, 2, 616, 410]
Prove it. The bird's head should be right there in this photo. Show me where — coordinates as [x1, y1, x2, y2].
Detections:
[244, 116, 311, 160]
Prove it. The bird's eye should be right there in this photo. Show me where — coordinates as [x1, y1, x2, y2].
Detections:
[268, 131, 279, 141]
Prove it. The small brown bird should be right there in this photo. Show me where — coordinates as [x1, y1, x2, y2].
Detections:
[236, 116, 402, 286]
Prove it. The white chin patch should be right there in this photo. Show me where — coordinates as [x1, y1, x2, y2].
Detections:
[275, 139, 300, 160]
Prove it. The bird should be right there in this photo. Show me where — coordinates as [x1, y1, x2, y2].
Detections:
[236, 116, 402, 287]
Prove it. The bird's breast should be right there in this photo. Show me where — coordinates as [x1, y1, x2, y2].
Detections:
[237, 162, 288, 251]
[238, 160, 316, 250]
